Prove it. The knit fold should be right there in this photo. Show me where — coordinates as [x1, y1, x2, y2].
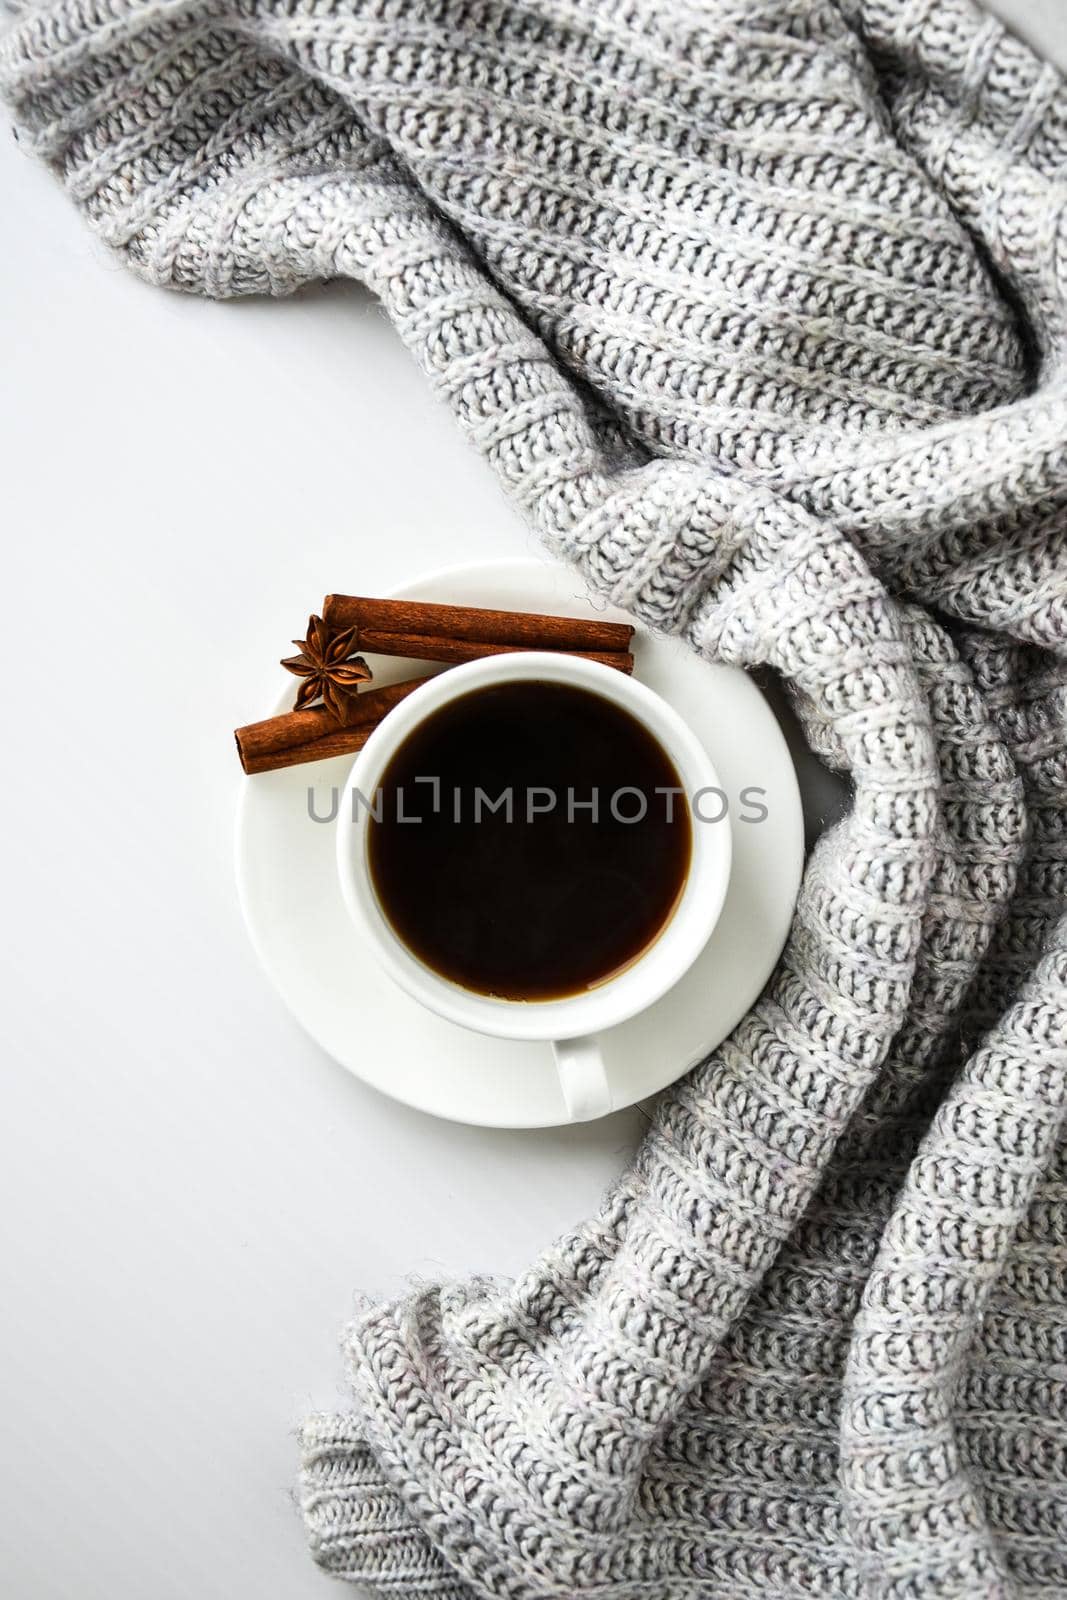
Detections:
[5, 0, 1066, 1594]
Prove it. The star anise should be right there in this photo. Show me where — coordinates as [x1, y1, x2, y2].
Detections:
[281, 614, 371, 722]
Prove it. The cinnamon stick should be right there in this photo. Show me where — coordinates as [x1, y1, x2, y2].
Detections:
[235, 723, 385, 777]
[237, 720, 379, 775]
[353, 629, 634, 672]
[238, 598, 637, 775]
[235, 679, 424, 775]
[323, 595, 633, 654]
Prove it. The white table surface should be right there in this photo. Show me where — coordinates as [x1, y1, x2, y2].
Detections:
[2, 4, 1063, 1596]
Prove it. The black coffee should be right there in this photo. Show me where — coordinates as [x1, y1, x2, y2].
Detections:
[366, 680, 691, 1000]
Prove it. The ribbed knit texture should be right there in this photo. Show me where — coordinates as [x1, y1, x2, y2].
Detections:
[4, 1, 1066, 1594]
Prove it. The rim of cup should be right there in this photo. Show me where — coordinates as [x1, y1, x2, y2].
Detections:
[335, 652, 732, 1041]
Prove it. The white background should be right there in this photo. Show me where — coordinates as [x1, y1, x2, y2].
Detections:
[2, 4, 1064, 1596]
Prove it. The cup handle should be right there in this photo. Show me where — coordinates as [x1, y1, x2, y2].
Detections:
[551, 1036, 613, 1122]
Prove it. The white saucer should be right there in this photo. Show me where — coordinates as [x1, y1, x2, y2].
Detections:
[235, 557, 803, 1128]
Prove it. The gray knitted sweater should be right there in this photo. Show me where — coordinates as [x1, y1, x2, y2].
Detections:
[5, 0, 1066, 1595]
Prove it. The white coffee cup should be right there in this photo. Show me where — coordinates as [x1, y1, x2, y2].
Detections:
[336, 652, 731, 1121]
